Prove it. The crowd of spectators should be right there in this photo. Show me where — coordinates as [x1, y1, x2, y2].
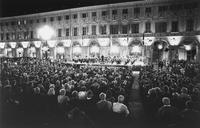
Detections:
[139, 60, 200, 128]
[72, 55, 140, 65]
[1, 57, 200, 128]
[0, 57, 134, 127]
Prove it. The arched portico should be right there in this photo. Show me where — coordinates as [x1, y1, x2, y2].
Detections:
[151, 39, 170, 63]
[56, 42, 65, 59]
[89, 41, 100, 57]
[177, 37, 200, 62]
[72, 41, 82, 58]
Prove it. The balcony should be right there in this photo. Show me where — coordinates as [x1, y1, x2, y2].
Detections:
[158, 12, 167, 18]
[112, 15, 118, 21]
[91, 17, 97, 22]
[102, 16, 108, 21]
[145, 13, 152, 18]
[133, 14, 140, 19]
[122, 15, 128, 20]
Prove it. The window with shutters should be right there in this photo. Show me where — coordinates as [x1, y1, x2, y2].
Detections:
[50, 17, 54, 22]
[65, 15, 70, 20]
[92, 25, 96, 35]
[82, 27, 87, 35]
[82, 13, 87, 18]
[134, 8, 140, 18]
[73, 27, 78, 36]
[73, 14, 77, 19]
[145, 7, 151, 17]
[66, 28, 70, 36]
[155, 22, 167, 33]
[110, 25, 119, 34]
[6, 33, 9, 40]
[145, 22, 151, 33]
[58, 29, 62, 37]
[102, 11, 107, 16]
[57, 16, 62, 21]
[92, 12, 96, 17]
[158, 6, 168, 17]
[30, 31, 33, 39]
[131, 23, 139, 33]
[122, 9, 128, 14]
[43, 18, 46, 22]
[0, 33, 4, 40]
[36, 19, 40, 23]
[186, 19, 194, 32]
[171, 21, 179, 32]
[122, 25, 128, 34]
[100, 25, 107, 35]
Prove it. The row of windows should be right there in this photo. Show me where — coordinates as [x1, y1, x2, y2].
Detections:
[0, 31, 34, 41]
[0, 20, 194, 41]
[0, 2, 198, 27]
[57, 20, 193, 36]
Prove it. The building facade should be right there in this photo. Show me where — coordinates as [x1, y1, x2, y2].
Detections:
[0, 0, 200, 63]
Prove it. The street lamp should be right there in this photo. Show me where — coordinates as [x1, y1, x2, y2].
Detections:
[37, 25, 55, 59]
[184, 45, 191, 51]
[157, 43, 163, 70]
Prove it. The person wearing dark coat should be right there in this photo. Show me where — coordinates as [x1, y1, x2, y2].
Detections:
[157, 97, 178, 126]
[179, 100, 200, 128]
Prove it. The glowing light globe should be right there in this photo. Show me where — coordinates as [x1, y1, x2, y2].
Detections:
[38, 25, 55, 40]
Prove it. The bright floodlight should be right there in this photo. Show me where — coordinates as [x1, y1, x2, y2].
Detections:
[158, 44, 163, 50]
[38, 25, 55, 40]
[184, 45, 191, 51]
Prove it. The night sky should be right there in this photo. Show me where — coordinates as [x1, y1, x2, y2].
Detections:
[1, 0, 141, 17]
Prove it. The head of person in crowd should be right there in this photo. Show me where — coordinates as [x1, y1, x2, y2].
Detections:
[118, 95, 125, 103]
[99, 92, 106, 101]
[59, 88, 66, 96]
[34, 87, 40, 94]
[86, 90, 94, 100]
[162, 97, 171, 106]
[185, 100, 194, 110]
[181, 87, 188, 94]
[47, 87, 55, 96]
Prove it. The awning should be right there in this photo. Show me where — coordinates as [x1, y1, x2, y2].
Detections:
[9, 42, 17, 48]
[128, 40, 141, 47]
[0, 42, 5, 49]
[21, 41, 29, 48]
[57, 42, 64, 47]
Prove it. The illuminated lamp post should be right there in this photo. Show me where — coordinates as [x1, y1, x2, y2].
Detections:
[37, 25, 55, 60]
[157, 43, 163, 70]
[184, 45, 192, 61]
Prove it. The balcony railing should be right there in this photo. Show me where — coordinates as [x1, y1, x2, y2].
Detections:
[112, 15, 118, 20]
[91, 17, 97, 22]
[122, 15, 128, 20]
